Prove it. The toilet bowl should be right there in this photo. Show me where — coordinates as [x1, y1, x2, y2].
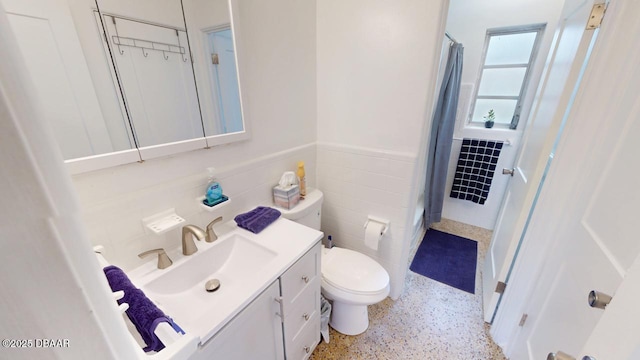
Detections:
[278, 188, 390, 335]
[321, 246, 390, 335]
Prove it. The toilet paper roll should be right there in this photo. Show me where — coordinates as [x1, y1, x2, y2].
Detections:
[364, 221, 385, 250]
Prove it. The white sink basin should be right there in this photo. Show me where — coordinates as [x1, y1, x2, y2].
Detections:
[144, 234, 277, 295]
[126, 219, 322, 347]
[132, 232, 278, 344]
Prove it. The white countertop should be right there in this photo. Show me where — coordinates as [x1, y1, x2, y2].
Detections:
[127, 217, 323, 353]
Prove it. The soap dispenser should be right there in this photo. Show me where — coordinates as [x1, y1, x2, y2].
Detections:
[204, 167, 224, 207]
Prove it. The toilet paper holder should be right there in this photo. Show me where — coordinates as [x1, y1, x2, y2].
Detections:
[364, 216, 390, 236]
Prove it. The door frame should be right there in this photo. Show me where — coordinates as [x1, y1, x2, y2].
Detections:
[483, 0, 603, 323]
[490, 0, 619, 354]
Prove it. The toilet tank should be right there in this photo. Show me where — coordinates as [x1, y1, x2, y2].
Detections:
[278, 188, 323, 230]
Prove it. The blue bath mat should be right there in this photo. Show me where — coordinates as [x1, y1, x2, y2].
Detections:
[410, 228, 477, 294]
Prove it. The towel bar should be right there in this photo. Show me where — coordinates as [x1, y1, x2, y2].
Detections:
[453, 137, 511, 146]
[94, 246, 185, 350]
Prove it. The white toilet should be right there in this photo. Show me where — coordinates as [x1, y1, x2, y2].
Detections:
[279, 189, 390, 335]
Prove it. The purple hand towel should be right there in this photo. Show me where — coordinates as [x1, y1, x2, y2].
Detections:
[234, 206, 281, 234]
[103, 266, 184, 352]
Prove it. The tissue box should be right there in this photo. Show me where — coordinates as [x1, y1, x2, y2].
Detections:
[273, 185, 300, 210]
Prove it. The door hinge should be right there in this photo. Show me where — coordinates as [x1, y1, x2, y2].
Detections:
[519, 313, 528, 327]
[586, 3, 607, 30]
[495, 281, 507, 294]
[211, 53, 219, 65]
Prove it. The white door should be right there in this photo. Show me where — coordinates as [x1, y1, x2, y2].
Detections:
[581, 251, 640, 360]
[505, 0, 640, 357]
[208, 28, 243, 134]
[1, 0, 114, 159]
[482, 0, 601, 322]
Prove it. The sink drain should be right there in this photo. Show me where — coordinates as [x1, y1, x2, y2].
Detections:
[205, 279, 221, 292]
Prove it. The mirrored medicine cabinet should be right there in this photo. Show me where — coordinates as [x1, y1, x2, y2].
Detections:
[6, 0, 247, 174]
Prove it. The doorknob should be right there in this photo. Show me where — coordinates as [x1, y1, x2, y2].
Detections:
[547, 351, 576, 360]
[502, 168, 515, 176]
[588, 290, 612, 309]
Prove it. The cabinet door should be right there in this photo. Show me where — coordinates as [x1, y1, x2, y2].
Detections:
[192, 280, 284, 360]
[284, 286, 320, 360]
[281, 244, 320, 310]
[281, 243, 321, 359]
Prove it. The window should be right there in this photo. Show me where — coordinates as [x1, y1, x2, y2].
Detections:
[469, 24, 545, 129]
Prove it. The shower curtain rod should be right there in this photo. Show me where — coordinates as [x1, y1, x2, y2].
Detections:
[445, 32, 457, 43]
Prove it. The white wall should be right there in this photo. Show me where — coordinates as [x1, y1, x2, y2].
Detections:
[317, 0, 438, 154]
[448, 0, 563, 87]
[439, 0, 564, 229]
[0, 5, 138, 357]
[72, 0, 318, 271]
[316, 0, 447, 299]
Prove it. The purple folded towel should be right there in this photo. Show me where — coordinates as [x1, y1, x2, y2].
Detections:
[234, 206, 281, 234]
[103, 266, 184, 352]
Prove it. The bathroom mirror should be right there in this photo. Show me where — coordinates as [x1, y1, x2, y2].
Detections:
[93, 0, 208, 161]
[182, 0, 245, 139]
[4, 0, 138, 165]
[16, 0, 248, 173]
[90, 0, 247, 161]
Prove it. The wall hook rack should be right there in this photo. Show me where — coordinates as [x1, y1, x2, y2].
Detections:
[111, 35, 186, 59]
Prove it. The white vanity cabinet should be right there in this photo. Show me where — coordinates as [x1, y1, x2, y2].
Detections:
[190, 240, 321, 360]
[191, 280, 285, 360]
[280, 242, 321, 359]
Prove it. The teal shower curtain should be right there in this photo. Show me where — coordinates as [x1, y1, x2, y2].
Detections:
[424, 42, 463, 226]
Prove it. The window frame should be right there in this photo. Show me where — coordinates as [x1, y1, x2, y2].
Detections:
[468, 23, 546, 130]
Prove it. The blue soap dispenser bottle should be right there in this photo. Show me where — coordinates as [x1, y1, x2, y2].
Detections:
[204, 167, 223, 207]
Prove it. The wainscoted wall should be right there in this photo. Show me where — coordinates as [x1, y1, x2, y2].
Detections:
[316, 143, 417, 299]
[74, 143, 316, 271]
[316, 0, 448, 298]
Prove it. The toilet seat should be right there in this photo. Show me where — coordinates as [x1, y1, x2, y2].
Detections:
[322, 247, 389, 295]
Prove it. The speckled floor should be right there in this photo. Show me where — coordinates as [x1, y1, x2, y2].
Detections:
[310, 219, 507, 360]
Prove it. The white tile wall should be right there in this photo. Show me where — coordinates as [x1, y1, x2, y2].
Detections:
[316, 142, 417, 299]
[74, 143, 316, 271]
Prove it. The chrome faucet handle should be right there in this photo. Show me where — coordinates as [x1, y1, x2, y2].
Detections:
[206, 216, 224, 243]
[138, 248, 173, 269]
[182, 225, 206, 255]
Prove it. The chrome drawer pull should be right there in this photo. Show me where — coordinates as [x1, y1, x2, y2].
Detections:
[274, 297, 284, 321]
[304, 346, 310, 354]
[303, 313, 309, 321]
[302, 275, 309, 283]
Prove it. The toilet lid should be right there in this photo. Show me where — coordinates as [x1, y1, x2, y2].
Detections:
[322, 247, 389, 294]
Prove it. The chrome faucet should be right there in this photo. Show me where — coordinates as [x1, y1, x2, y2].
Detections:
[206, 216, 223, 243]
[182, 225, 206, 255]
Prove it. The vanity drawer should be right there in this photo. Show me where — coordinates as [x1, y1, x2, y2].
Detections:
[284, 283, 319, 341]
[281, 243, 320, 309]
[286, 311, 320, 360]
